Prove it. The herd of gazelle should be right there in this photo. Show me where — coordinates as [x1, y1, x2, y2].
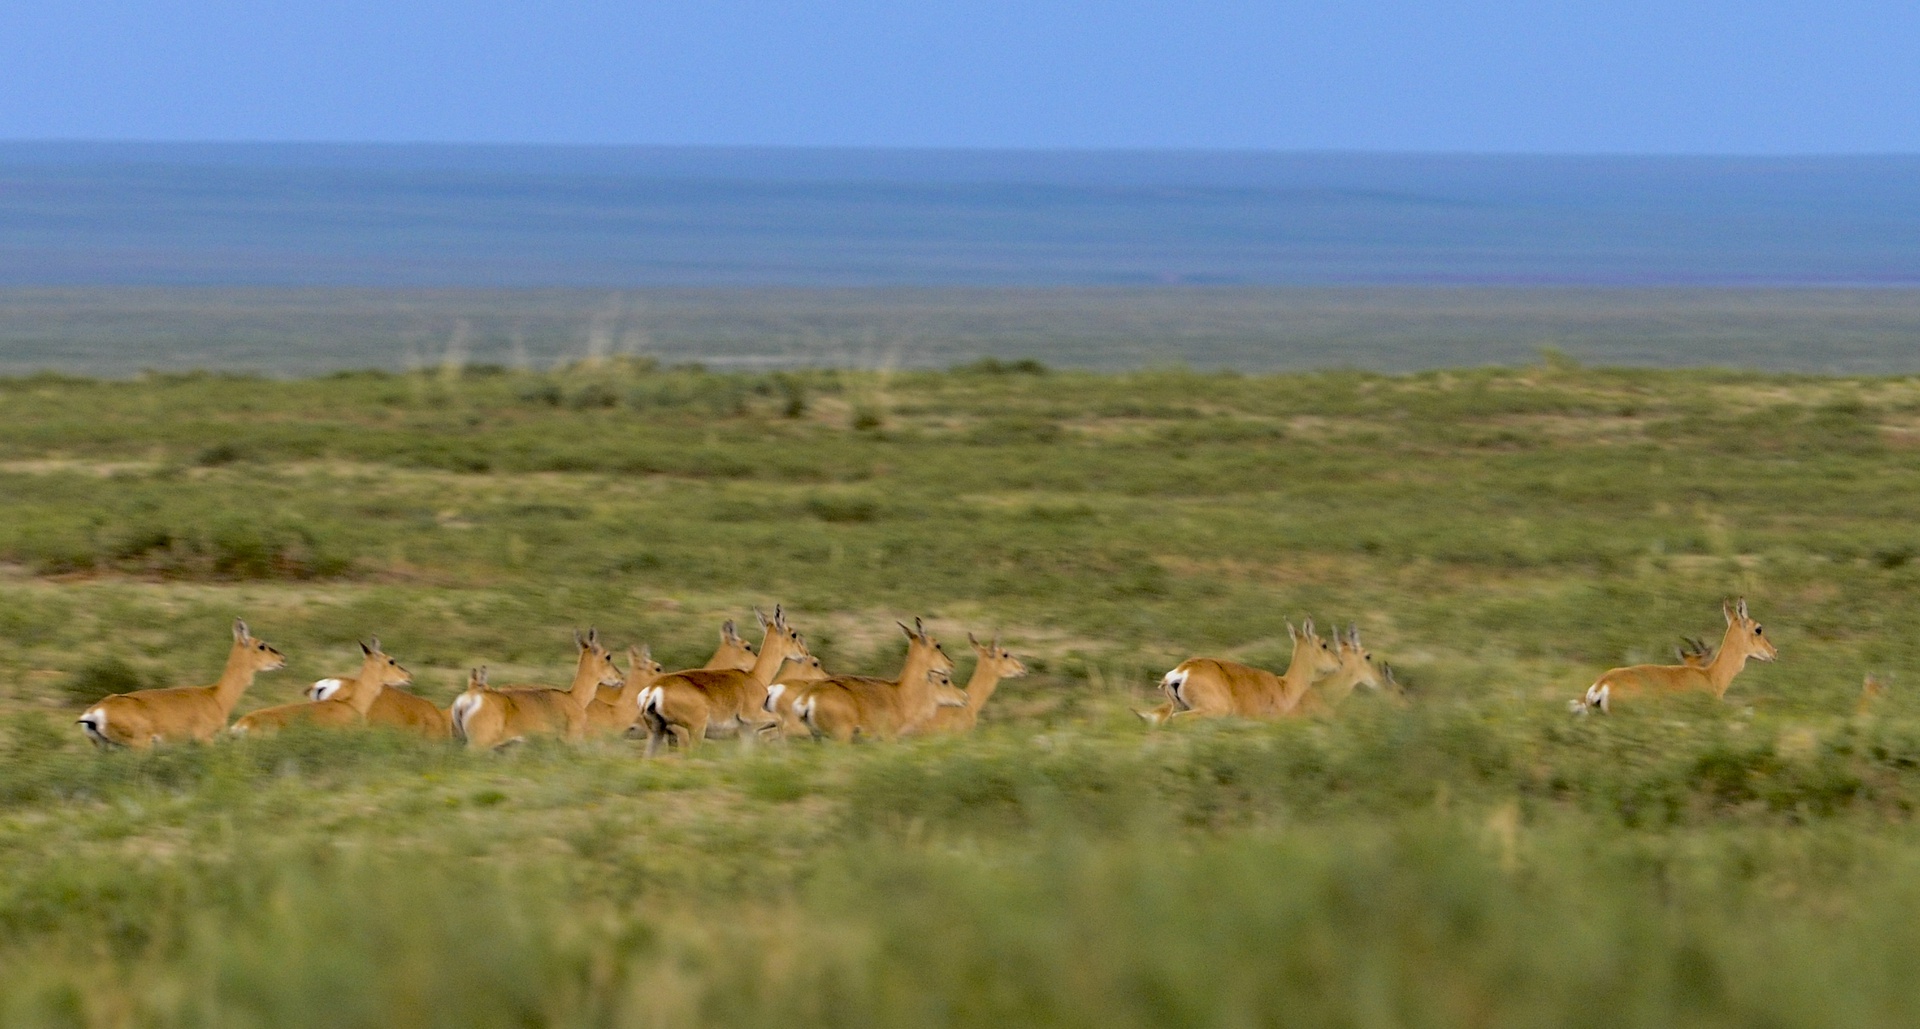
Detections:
[75, 598, 1814, 750]
[77, 609, 1026, 750]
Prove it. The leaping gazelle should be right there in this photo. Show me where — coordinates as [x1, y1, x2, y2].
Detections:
[78, 619, 285, 748]
[1573, 598, 1777, 714]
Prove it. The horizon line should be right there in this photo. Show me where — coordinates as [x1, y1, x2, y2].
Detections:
[6, 138, 1920, 161]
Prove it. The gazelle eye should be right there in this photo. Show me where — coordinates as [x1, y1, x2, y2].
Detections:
[1755, 627, 1763, 635]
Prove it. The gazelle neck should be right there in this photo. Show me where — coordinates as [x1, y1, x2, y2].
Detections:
[745, 638, 792, 686]
[568, 652, 607, 704]
[963, 663, 1004, 715]
[1318, 669, 1359, 707]
[896, 643, 942, 697]
[213, 643, 260, 712]
[344, 661, 389, 716]
[1278, 641, 1321, 707]
[1705, 622, 1751, 696]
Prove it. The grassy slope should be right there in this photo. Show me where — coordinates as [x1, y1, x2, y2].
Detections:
[4, 361, 1920, 1025]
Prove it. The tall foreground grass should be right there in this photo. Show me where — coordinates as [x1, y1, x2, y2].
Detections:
[5, 361, 1920, 1024]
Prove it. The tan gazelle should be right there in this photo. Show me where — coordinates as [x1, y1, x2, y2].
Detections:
[1576, 599, 1778, 714]
[926, 633, 1027, 733]
[706, 619, 758, 671]
[594, 619, 756, 707]
[307, 664, 451, 739]
[636, 606, 810, 756]
[761, 653, 832, 739]
[1675, 636, 1714, 668]
[451, 629, 624, 748]
[78, 619, 285, 748]
[232, 639, 411, 735]
[1141, 617, 1341, 725]
[787, 618, 966, 742]
[1305, 625, 1390, 711]
[584, 646, 666, 738]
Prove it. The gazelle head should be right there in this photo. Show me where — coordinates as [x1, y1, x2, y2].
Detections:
[1675, 636, 1715, 668]
[1334, 624, 1386, 692]
[780, 654, 829, 681]
[574, 628, 626, 688]
[899, 617, 956, 676]
[625, 645, 664, 688]
[232, 619, 287, 673]
[1288, 618, 1341, 678]
[721, 619, 755, 657]
[754, 605, 812, 666]
[928, 668, 970, 708]
[968, 632, 1028, 681]
[1380, 662, 1410, 705]
[1724, 598, 1777, 663]
[355, 637, 413, 689]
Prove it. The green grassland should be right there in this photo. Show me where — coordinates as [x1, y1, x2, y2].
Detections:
[5, 359, 1920, 1025]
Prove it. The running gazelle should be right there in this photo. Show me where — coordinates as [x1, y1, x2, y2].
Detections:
[233, 639, 411, 735]
[1294, 624, 1394, 714]
[307, 654, 451, 738]
[79, 619, 285, 748]
[637, 606, 811, 755]
[1141, 618, 1341, 725]
[783, 618, 967, 742]
[925, 633, 1027, 733]
[596, 619, 756, 707]
[1575, 599, 1777, 714]
[584, 646, 667, 737]
[451, 629, 624, 747]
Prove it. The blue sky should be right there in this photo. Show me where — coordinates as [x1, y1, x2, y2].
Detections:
[2, 1, 1916, 152]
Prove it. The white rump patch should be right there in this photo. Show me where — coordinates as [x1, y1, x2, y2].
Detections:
[449, 692, 484, 739]
[78, 708, 110, 746]
[1162, 668, 1190, 709]
[308, 678, 345, 702]
[764, 683, 788, 712]
[1573, 682, 1610, 715]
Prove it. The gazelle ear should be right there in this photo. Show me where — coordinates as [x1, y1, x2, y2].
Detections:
[575, 629, 586, 649]
[587, 627, 600, 647]
[1723, 599, 1737, 624]
[915, 616, 926, 636]
[1737, 598, 1749, 620]
[1302, 617, 1316, 638]
[369, 636, 381, 654]
[360, 639, 374, 656]
[968, 631, 981, 648]
[721, 619, 737, 641]
[755, 607, 770, 630]
[1349, 624, 1360, 646]
[474, 666, 489, 687]
[1287, 620, 1298, 640]
[898, 620, 915, 639]
[233, 619, 250, 642]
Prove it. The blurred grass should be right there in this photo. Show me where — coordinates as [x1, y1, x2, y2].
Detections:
[6, 361, 1920, 1023]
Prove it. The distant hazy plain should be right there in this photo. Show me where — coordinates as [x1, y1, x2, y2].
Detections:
[7, 286, 1920, 377]
[4, 144, 1920, 374]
